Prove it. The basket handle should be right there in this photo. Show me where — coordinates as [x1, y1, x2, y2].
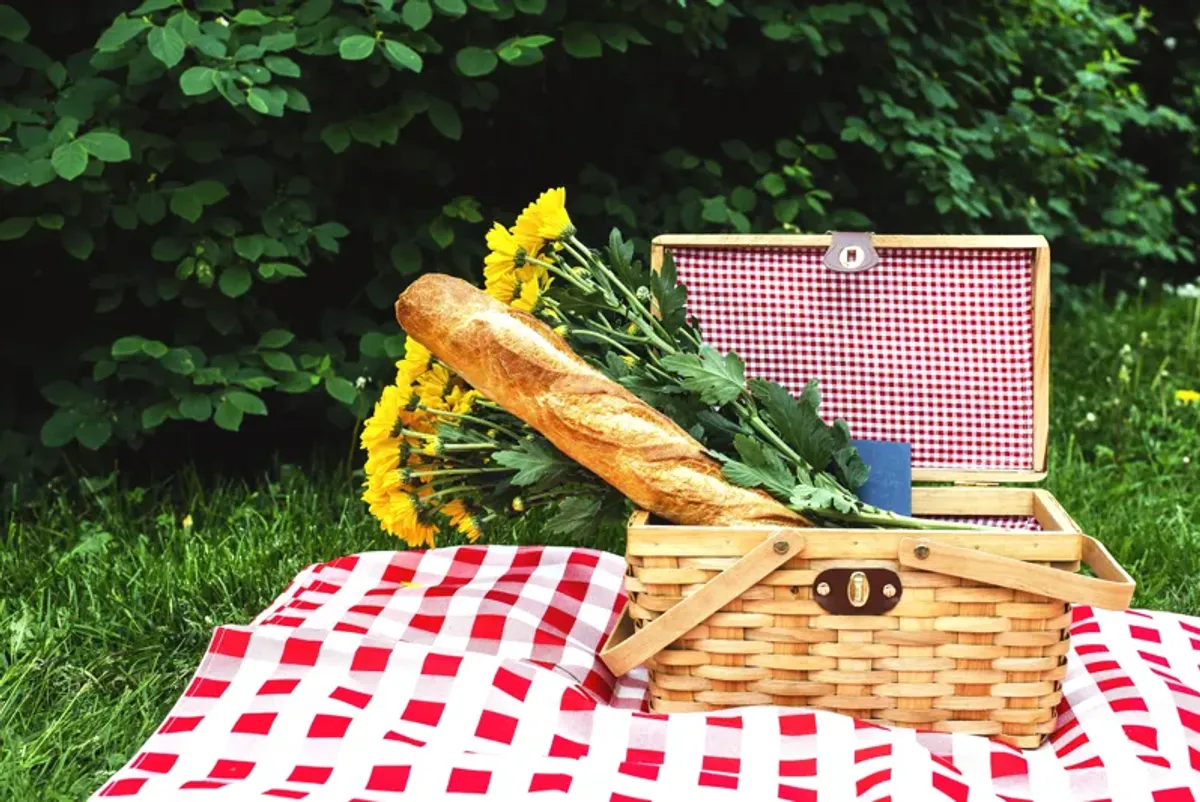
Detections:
[599, 528, 806, 676]
[897, 536, 1134, 610]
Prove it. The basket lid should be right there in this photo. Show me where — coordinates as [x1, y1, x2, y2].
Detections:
[654, 233, 1050, 483]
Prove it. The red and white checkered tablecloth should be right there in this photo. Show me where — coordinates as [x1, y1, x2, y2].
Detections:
[92, 546, 1200, 802]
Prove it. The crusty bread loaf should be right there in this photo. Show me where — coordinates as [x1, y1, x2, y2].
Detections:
[394, 274, 808, 528]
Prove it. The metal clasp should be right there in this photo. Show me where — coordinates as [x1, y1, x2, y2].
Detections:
[848, 571, 870, 607]
[823, 231, 880, 273]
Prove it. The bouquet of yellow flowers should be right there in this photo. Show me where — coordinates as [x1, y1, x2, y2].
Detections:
[361, 188, 982, 547]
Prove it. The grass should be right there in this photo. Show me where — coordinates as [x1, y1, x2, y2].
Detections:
[3, 283, 1199, 800]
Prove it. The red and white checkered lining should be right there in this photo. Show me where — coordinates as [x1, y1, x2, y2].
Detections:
[671, 246, 1037, 473]
[93, 546, 1200, 801]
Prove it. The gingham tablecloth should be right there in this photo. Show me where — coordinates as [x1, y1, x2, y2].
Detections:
[92, 546, 1200, 801]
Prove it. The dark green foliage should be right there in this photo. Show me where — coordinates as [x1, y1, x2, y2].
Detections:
[0, 0, 1196, 484]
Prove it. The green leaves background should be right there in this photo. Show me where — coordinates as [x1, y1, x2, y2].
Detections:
[0, 0, 1196, 484]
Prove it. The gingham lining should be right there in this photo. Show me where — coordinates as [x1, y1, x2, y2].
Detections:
[671, 246, 1036, 472]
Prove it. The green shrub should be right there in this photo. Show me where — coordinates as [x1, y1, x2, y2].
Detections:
[0, 0, 1195, 484]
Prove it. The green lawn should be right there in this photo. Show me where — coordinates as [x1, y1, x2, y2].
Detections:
[3, 284, 1199, 800]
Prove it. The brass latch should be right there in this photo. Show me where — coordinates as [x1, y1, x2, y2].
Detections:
[813, 568, 902, 614]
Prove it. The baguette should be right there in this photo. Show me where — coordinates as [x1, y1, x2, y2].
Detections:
[394, 274, 809, 528]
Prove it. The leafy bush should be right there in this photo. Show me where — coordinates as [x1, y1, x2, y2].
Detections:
[0, 0, 1195, 485]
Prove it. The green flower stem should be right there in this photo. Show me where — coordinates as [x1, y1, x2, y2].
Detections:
[441, 442, 499, 452]
[815, 507, 998, 532]
[565, 235, 677, 354]
[567, 328, 641, 360]
[423, 483, 488, 502]
[418, 406, 522, 440]
[404, 467, 512, 480]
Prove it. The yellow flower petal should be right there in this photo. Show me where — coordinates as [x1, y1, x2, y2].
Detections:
[1176, 389, 1200, 405]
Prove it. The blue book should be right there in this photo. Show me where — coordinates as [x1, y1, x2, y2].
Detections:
[849, 440, 912, 516]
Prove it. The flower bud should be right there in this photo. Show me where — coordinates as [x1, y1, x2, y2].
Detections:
[511, 496, 525, 512]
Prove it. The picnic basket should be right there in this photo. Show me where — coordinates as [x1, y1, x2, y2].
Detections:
[599, 233, 1135, 748]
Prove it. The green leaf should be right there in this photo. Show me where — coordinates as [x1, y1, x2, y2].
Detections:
[324, 376, 358, 404]
[400, 0, 432, 29]
[428, 216, 454, 249]
[260, 31, 296, 51]
[493, 439, 575, 486]
[131, 0, 180, 13]
[96, 16, 150, 51]
[227, 390, 267, 415]
[562, 24, 602, 58]
[659, 345, 745, 406]
[140, 339, 168, 358]
[246, 86, 272, 115]
[0, 217, 32, 240]
[232, 8, 272, 25]
[433, 0, 466, 14]
[112, 336, 148, 358]
[77, 131, 131, 163]
[0, 153, 30, 186]
[513, 0, 545, 11]
[190, 179, 228, 204]
[179, 65, 215, 94]
[77, 418, 113, 451]
[213, 399, 244, 431]
[111, 206, 138, 230]
[763, 21, 793, 40]
[141, 403, 172, 430]
[544, 495, 602, 537]
[749, 378, 834, 471]
[650, 248, 688, 338]
[427, 98, 461, 140]
[50, 142, 88, 180]
[264, 55, 300, 77]
[320, 123, 351, 153]
[151, 237, 186, 261]
[295, 0, 332, 25]
[390, 241, 422, 274]
[761, 173, 786, 196]
[41, 380, 83, 406]
[234, 235, 263, 260]
[257, 329, 294, 348]
[0, 4, 31, 41]
[93, 360, 117, 381]
[456, 46, 497, 77]
[261, 351, 296, 371]
[136, 193, 167, 224]
[260, 262, 305, 278]
[789, 485, 838, 512]
[179, 394, 213, 421]
[61, 226, 94, 260]
[148, 25, 186, 67]
[338, 34, 376, 60]
[193, 34, 226, 58]
[830, 420, 869, 490]
[383, 39, 422, 72]
[218, 265, 252, 297]
[161, 348, 195, 374]
[40, 409, 80, 448]
[169, 190, 203, 222]
[721, 434, 795, 500]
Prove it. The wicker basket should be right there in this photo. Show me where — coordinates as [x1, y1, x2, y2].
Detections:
[598, 233, 1136, 749]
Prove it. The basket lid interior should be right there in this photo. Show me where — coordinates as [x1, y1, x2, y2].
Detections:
[659, 234, 1049, 482]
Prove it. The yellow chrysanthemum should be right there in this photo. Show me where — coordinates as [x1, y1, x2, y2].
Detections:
[513, 187, 574, 243]
[446, 387, 482, 415]
[485, 268, 518, 305]
[360, 384, 406, 451]
[414, 363, 452, 410]
[443, 499, 482, 542]
[1177, 389, 1200, 405]
[396, 338, 432, 385]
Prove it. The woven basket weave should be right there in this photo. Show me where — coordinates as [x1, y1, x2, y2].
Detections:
[599, 234, 1135, 749]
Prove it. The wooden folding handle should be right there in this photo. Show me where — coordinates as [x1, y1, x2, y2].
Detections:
[600, 529, 806, 676]
[897, 536, 1134, 611]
